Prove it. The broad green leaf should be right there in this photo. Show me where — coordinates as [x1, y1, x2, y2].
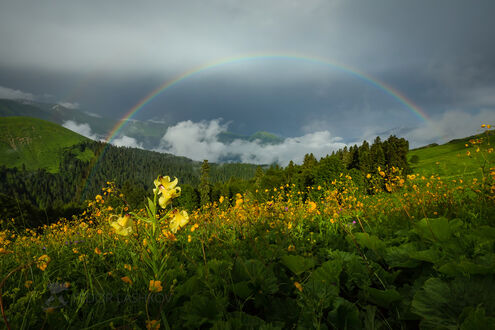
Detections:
[438, 255, 495, 276]
[365, 287, 401, 308]
[412, 217, 463, 242]
[311, 259, 343, 286]
[233, 259, 278, 294]
[412, 276, 495, 329]
[212, 312, 269, 330]
[280, 255, 316, 275]
[232, 281, 252, 299]
[385, 243, 421, 268]
[329, 250, 370, 290]
[182, 294, 227, 328]
[354, 233, 386, 256]
[327, 297, 362, 330]
[460, 307, 495, 330]
[301, 259, 343, 311]
[409, 248, 442, 264]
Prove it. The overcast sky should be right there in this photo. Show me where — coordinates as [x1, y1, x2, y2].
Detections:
[1, 0, 494, 162]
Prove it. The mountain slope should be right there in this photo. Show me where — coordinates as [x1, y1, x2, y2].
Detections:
[408, 130, 494, 178]
[0, 116, 90, 172]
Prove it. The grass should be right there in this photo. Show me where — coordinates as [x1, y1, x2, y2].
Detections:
[408, 129, 494, 179]
[0, 117, 89, 173]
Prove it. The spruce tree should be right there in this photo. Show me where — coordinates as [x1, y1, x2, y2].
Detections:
[199, 159, 211, 206]
[370, 136, 385, 169]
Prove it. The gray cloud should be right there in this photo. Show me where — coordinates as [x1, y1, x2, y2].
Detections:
[404, 109, 495, 148]
[58, 102, 79, 109]
[0, 85, 34, 100]
[111, 135, 143, 149]
[62, 120, 99, 140]
[1, 0, 494, 150]
[156, 119, 346, 165]
[62, 120, 144, 149]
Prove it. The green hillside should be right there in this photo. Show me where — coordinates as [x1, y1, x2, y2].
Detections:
[408, 130, 494, 178]
[0, 116, 90, 172]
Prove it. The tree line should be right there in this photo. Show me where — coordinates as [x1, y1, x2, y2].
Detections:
[0, 135, 409, 228]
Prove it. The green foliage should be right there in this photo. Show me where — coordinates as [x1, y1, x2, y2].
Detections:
[280, 255, 316, 275]
[0, 116, 88, 172]
[199, 160, 211, 206]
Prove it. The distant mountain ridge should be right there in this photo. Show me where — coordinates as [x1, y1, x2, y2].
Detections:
[0, 99, 285, 151]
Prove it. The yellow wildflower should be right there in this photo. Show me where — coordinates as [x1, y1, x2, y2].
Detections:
[0, 247, 12, 254]
[121, 276, 133, 285]
[294, 282, 303, 292]
[235, 198, 243, 208]
[169, 210, 189, 233]
[109, 214, 133, 236]
[146, 320, 161, 330]
[154, 175, 178, 192]
[94, 247, 102, 255]
[37, 255, 50, 271]
[149, 280, 163, 293]
[307, 201, 317, 212]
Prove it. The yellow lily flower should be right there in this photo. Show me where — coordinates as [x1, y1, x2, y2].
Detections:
[169, 210, 189, 233]
[109, 214, 133, 236]
[153, 176, 178, 194]
[158, 186, 181, 208]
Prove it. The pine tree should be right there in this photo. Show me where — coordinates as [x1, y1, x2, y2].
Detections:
[199, 159, 211, 206]
[370, 136, 385, 170]
[358, 140, 372, 173]
[254, 166, 264, 189]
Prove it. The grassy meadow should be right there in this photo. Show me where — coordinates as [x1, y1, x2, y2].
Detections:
[0, 117, 90, 173]
[1, 127, 494, 329]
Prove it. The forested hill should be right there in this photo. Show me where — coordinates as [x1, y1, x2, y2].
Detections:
[5, 115, 491, 230]
[0, 117, 261, 226]
[0, 120, 413, 228]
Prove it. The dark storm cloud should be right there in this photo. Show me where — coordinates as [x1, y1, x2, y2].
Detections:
[1, 0, 494, 148]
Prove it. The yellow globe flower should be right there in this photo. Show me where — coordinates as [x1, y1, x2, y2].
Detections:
[169, 210, 189, 233]
[37, 254, 51, 271]
[109, 214, 133, 236]
[149, 280, 163, 293]
[307, 201, 317, 212]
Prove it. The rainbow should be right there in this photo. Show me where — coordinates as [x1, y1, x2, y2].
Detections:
[104, 52, 428, 142]
[79, 53, 428, 200]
